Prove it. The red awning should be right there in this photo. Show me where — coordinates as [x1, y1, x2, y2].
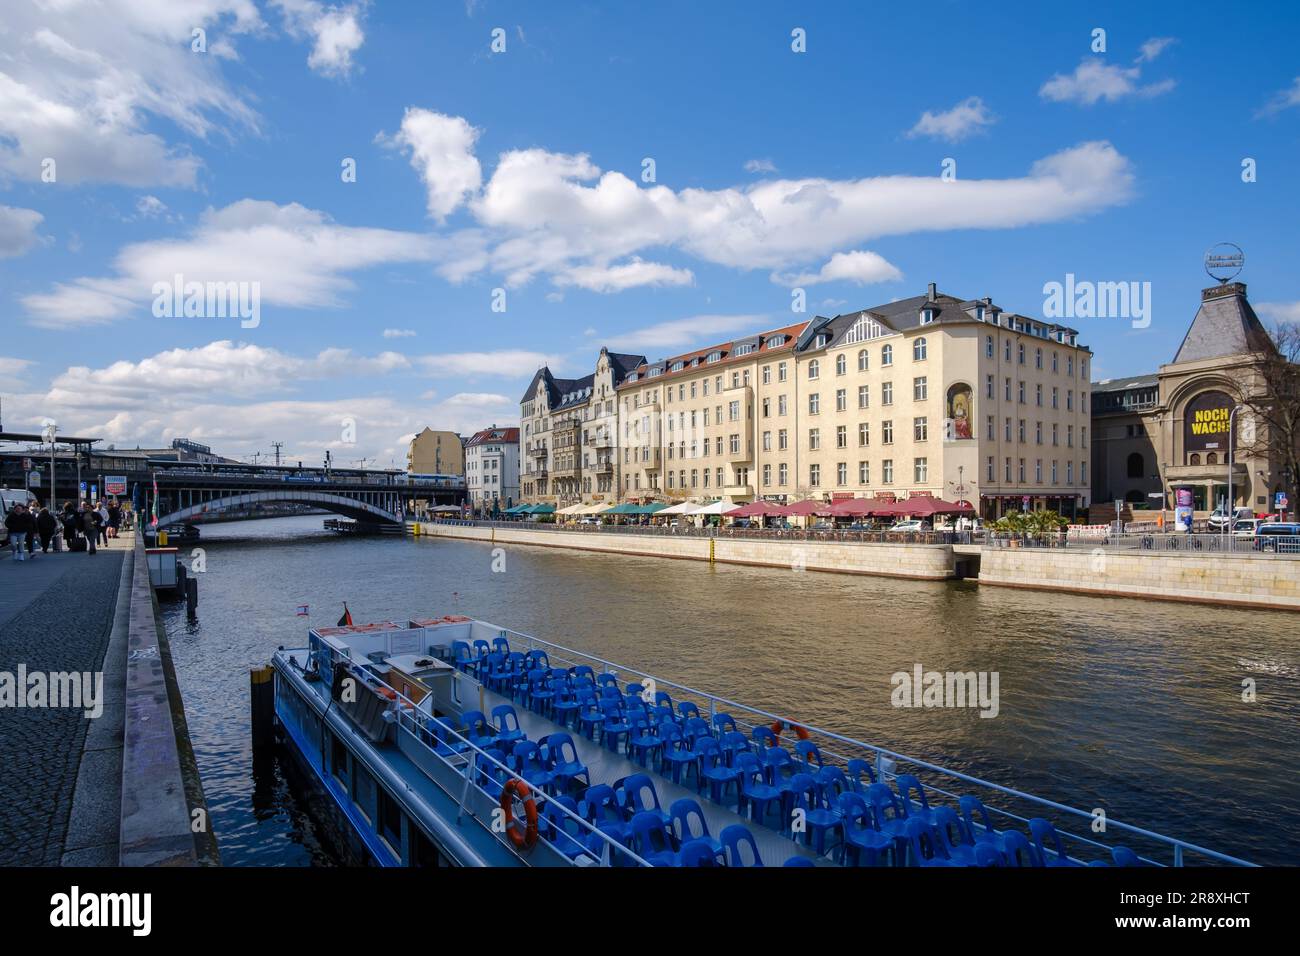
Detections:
[728, 500, 789, 518]
[896, 497, 977, 517]
[782, 499, 834, 517]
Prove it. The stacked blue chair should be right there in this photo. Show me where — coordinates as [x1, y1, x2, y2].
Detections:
[1028, 818, 1084, 867]
[615, 773, 673, 829]
[903, 817, 964, 867]
[578, 784, 633, 846]
[1000, 830, 1041, 866]
[958, 795, 1012, 860]
[630, 811, 679, 866]
[719, 824, 764, 867]
[895, 774, 938, 829]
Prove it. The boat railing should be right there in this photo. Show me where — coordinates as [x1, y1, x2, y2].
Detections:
[496, 626, 1255, 868]
[336, 657, 654, 868]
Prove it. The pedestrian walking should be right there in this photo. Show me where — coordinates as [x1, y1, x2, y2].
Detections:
[79, 502, 100, 555]
[108, 501, 121, 539]
[35, 506, 57, 553]
[5, 503, 31, 561]
[97, 501, 110, 546]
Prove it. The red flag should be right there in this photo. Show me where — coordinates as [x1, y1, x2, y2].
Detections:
[337, 603, 353, 627]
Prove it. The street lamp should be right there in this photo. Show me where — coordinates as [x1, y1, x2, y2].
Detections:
[1225, 404, 1246, 540]
[42, 421, 57, 512]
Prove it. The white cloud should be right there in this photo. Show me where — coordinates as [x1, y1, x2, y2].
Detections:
[0, 205, 44, 258]
[274, 0, 367, 78]
[22, 199, 435, 327]
[0, 357, 35, 377]
[0, 1, 263, 187]
[553, 257, 694, 293]
[382, 328, 417, 338]
[744, 158, 777, 174]
[907, 96, 996, 141]
[380, 108, 483, 221]
[1257, 78, 1300, 118]
[772, 250, 903, 287]
[1040, 57, 1175, 105]
[399, 112, 1134, 292]
[1257, 301, 1300, 324]
[605, 314, 771, 354]
[1137, 37, 1176, 63]
[416, 350, 560, 378]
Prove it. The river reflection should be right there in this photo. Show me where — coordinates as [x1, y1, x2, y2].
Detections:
[162, 516, 1300, 866]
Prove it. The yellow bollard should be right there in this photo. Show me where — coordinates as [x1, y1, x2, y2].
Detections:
[158, 530, 169, 547]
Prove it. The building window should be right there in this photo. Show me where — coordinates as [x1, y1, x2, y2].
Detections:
[913, 338, 927, 361]
[914, 417, 928, 441]
[881, 420, 894, 444]
[882, 382, 893, 405]
[913, 377, 928, 401]
[808, 393, 820, 415]
[837, 461, 848, 485]
[859, 461, 870, 484]
[985, 335, 994, 358]
[882, 459, 894, 483]
[987, 456, 994, 482]
[778, 361, 788, 382]
[858, 423, 869, 446]
[836, 353, 847, 376]
[779, 463, 788, 486]
[778, 429, 788, 450]
[881, 344, 893, 366]
[858, 385, 870, 409]
[763, 464, 772, 486]
[809, 428, 820, 450]
[858, 349, 869, 371]
[809, 464, 820, 487]
[914, 458, 928, 483]
[836, 388, 847, 412]
[808, 359, 820, 380]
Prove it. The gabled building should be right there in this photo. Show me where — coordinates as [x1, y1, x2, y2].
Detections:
[519, 347, 646, 503]
[1091, 281, 1286, 517]
[465, 425, 520, 509]
[406, 428, 464, 476]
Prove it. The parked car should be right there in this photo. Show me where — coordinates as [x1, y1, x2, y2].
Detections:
[888, 519, 927, 534]
[1232, 518, 1264, 537]
[1208, 506, 1255, 531]
[1255, 523, 1300, 552]
[576, 516, 601, 526]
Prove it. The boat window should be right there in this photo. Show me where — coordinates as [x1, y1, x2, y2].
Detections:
[410, 826, 448, 867]
[378, 788, 403, 853]
[331, 733, 349, 785]
[353, 766, 377, 823]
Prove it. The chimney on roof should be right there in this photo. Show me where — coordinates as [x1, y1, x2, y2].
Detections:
[927, 282, 937, 302]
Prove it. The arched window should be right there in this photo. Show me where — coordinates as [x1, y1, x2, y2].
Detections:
[858, 349, 869, 371]
[881, 344, 893, 366]
[1126, 452, 1144, 478]
[835, 353, 846, 376]
[913, 338, 927, 361]
[807, 359, 820, 380]
[1189, 453, 1201, 466]
[1206, 452, 1218, 465]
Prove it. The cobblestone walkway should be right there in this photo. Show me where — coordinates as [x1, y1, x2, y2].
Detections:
[0, 549, 125, 865]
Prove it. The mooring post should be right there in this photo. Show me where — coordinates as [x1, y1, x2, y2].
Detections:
[186, 576, 198, 621]
[250, 664, 275, 748]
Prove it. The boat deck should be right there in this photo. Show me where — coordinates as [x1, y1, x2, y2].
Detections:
[476, 683, 830, 866]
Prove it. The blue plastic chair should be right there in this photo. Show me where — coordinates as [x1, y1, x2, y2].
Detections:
[794, 739, 824, 773]
[931, 806, 979, 866]
[476, 748, 510, 799]
[510, 740, 557, 794]
[719, 823, 764, 867]
[802, 777, 847, 855]
[683, 717, 713, 746]
[712, 712, 738, 735]
[1001, 830, 1041, 867]
[719, 731, 751, 766]
[451, 640, 473, 672]
[780, 772, 817, 836]
[895, 774, 938, 829]
[615, 773, 673, 830]
[1028, 818, 1084, 867]
[490, 704, 526, 749]
[628, 715, 664, 768]
[576, 693, 606, 741]
[735, 752, 782, 827]
[630, 811, 678, 866]
[669, 797, 725, 860]
[865, 783, 910, 854]
[578, 784, 633, 844]
[697, 738, 743, 806]
[461, 710, 496, 748]
[846, 758, 876, 791]
[903, 817, 962, 867]
[751, 725, 778, 750]
[551, 684, 580, 728]
[483, 653, 510, 692]
[958, 795, 1012, 859]
[491, 635, 510, 656]
[763, 746, 796, 787]
[660, 724, 699, 786]
[569, 664, 594, 681]
[783, 856, 815, 867]
[1111, 845, 1141, 867]
[599, 699, 633, 753]
[680, 838, 725, 867]
[677, 700, 701, 722]
[525, 669, 555, 715]
[837, 792, 894, 866]
[540, 795, 589, 859]
[539, 732, 589, 792]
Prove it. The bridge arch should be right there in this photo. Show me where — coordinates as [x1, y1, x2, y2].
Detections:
[154, 489, 403, 528]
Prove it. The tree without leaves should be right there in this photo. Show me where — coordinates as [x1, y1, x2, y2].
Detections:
[1231, 322, 1300, 519]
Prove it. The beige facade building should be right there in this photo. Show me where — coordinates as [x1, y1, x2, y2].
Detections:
[519, 347, 646, 504]
[614, 284, 1093, 518]
[1091, 281, 1288, 517]
[406, 427, 464, 476]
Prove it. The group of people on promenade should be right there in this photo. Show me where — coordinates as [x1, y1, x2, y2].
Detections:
[4, 498, 130, 561]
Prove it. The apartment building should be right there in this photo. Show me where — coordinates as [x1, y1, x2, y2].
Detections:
[613, 283, 1093, 518]
[465, 425, 520, 509]
[519, 347, 646, 503]
[406, 427, 464, 476]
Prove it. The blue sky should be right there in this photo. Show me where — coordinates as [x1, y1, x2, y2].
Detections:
[1, 0, 1297, 465]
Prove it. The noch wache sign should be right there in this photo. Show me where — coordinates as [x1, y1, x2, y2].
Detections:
[1184, 390, 1233, 452]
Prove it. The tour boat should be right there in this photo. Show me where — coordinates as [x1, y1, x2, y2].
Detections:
[269, 617, 1253, 868]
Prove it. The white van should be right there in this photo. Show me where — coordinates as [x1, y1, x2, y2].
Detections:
[0, 489, 34, 546]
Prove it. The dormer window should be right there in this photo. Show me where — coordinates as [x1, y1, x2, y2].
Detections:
[670, 361, 684, 372]
[768, 334, 786, 347]
[920, 308, 934, 325]
[975, 305, 985, 322]
[706, 351, 723, 363]
[815, 333, 829, 348]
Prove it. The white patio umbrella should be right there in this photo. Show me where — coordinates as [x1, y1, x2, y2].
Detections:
[689, 500, 740, 515]
[656, 502, 700, 515]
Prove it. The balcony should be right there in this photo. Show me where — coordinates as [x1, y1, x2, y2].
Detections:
[592, 434, 615, 449]
[723, 484, 755, 499]
[550, 463, 579, 479]
[728, 444, 753, 464]
[594, 458, 614, 475]
[640, 447, 662, 470]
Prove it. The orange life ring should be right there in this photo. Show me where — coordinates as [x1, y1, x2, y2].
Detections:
[500, 779, 539, 850]
[770, 720, 810, 743]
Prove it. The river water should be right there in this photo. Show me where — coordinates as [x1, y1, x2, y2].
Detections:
[160, 515, 1300, 866]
